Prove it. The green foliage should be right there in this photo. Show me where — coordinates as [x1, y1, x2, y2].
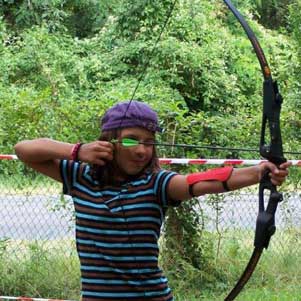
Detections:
[252, 0, 294, 29]
[288, 0, 301, 44]
[286, 0, 301, 144]
[161, 202, 227, 293]
[288, 0, 301, 67]
[1, 0, 299, 158]
[0, 0, 120, 37]
[115, 0, 175, 41]
[0, 0, 68, 32]
[0, 240, 80, 298]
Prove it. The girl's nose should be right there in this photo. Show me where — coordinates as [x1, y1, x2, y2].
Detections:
[134, 143, 152, 156]
[135, 143, 147, 152]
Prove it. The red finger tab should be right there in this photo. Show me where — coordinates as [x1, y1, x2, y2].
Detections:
[187, 166, 234, 185]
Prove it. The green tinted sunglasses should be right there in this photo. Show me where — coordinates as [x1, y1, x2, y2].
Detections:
[111, 138, 155, 147]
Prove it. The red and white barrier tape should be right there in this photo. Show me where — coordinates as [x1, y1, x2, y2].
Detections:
[0, 154, 18, 160]
[1, 154, 301, 166]
[0, 297, 74, 301]
[159, 158, 301, 166]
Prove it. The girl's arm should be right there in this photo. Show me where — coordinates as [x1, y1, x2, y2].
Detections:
[167, 162, 291, 201]
[14, 138, 114, 182]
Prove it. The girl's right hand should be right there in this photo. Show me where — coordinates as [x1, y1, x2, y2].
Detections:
[77, 141, 114, 165]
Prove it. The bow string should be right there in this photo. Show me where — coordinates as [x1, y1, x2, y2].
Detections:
[119, 0, 177, 129]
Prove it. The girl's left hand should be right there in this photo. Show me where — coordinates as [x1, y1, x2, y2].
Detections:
[259, 161, 291, 186]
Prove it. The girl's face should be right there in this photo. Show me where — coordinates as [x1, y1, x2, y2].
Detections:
[114, 127, 155, 179]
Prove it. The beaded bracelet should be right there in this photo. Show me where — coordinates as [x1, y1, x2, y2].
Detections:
[71, 142, 83, 161]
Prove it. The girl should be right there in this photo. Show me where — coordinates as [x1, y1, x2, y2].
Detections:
[14, 101, 290, 301]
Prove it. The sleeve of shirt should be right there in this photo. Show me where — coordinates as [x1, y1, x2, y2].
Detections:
[154, 170, 181, 208]
[59, 159, 82, 196]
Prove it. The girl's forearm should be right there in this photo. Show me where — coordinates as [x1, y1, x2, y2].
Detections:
[14, 138, 74, 162]
[227, 166, 261, 191]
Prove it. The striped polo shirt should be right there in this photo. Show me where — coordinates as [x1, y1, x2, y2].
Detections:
[60, 160, 178, 301]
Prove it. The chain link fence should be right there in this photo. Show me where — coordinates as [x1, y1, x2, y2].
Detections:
[0, 159, 301, 297]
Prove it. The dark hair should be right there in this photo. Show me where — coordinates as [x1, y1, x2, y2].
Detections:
[90, 129, 160, 186]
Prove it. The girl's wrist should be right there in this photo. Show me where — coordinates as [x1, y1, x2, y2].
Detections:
[71, 143, 83, 161]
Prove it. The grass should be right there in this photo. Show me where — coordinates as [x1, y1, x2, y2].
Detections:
[168, 229, 301, 301]
[1, 173, 300, 300]
[0, 237, 300, 300]
[0, 240, 80, 299]
[197, 287, 301, 301]
[0, 227, 300, 300]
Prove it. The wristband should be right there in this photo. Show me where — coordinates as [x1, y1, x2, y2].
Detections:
[71, 143, 83, 161]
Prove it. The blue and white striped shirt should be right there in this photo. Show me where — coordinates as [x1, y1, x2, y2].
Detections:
[60, 160, 178, 301]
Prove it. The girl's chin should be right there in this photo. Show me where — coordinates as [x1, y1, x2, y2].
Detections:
[115, 165, 146, 179]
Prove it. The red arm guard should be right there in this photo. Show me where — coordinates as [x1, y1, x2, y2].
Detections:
[187, 166, 234, 196]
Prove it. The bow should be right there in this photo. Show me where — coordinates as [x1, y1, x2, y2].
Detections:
[223, 1, 286, 300]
